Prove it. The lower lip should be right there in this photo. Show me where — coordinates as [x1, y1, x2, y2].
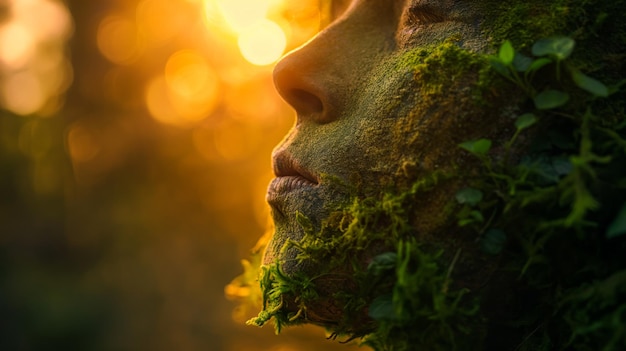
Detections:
[267, 176, 317, 203]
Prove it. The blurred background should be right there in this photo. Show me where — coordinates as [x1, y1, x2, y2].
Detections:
[0, 0, 360, 350]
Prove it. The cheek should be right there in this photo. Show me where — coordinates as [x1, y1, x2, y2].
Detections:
[355, 118, 417, 179]
[344, 69, 424, 184]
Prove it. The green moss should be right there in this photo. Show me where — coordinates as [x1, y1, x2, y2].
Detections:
[244, 174, 478, 345]
[479, 0, 573, 50]
[390, 39, 494, 104]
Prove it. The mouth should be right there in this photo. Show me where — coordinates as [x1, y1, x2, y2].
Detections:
[266, 151, 319, 211]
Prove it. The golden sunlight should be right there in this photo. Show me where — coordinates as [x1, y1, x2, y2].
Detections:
[0, 0, 73, 116]
[238, 19, 287, 66]
[0, 22, 36, 69]
[146, 50, 220, 126]
[203, 0, 288, 66]
[214, 0, 272, 32]
[2, 71, 46, 116]
[11, 0, 72, 41]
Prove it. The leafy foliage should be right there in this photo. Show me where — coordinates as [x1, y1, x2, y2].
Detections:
[457, 37, 626, 350]
[363, 242, 480, 351]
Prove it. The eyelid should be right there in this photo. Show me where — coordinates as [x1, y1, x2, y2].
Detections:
[405, 4, 447, 25]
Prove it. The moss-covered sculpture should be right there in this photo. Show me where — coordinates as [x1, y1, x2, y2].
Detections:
[227, 0, 626, 350]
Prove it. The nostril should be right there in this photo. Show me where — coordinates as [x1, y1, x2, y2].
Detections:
[288, 88, 325, 118]
[273, 48, 338, 124]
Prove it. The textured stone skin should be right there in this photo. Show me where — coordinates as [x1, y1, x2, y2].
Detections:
[265, 1, 495, 271]
[259, 0, 626, 337]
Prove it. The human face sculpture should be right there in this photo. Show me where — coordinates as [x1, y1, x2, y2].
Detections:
[265, 0, 490, 270]
[262, 0, 505, 325]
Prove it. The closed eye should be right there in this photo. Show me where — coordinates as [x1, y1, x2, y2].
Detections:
[404, 5, 446, 27]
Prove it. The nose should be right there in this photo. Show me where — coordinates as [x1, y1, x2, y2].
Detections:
[272, 2, 399, 125]
[272, 50, 335, 124]
[272, 31, 345, 125]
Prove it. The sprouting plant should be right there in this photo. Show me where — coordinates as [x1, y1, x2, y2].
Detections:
[490, 37, 608, 107]
[459, 36, 616, 241]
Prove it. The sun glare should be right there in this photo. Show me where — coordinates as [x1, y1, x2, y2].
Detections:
[2, 71, 46, 116]
[238, 20, 287, 66]
[214, 0, 272, 32]
[203, 0, 289, 66]
[0, 22, 36, 69]
[0, 0, 72, 116]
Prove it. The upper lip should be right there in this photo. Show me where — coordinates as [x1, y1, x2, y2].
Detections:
[272, 151, 319, 185]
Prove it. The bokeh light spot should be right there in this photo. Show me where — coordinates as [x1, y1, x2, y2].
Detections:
[146, 76, 178, 126]
[145, 50, 221, 127]
[12, 0, 73, 41]
[0, 22, 36, 69]
[2, 71, 46, 116]
[97, 16, 142, 65]
[67, 123, 101, 163]
[165, 50, 217, 100]
[238, 19, 286, 66]
[146, 60, 219, 128]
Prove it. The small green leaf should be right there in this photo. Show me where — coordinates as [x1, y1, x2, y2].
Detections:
[459, 139, 492, 156]
[571, 69, 609, 97]
[489, 57, 511, 78]
[607, 203, 626, 239]
[368, 252, 397, 272]
[526, 57, 552, 73]
[455, 188, 484, 206]
[513, 52, 533, 72]
[532, 36, 576, 60]
[368, 294, 396, 321]
[551, 157, 573, 177]
[515, 113, 538, 131]
[481, 229, 507, 255]
[499, 40, 515, 65]
[458, 218, 474, 227]
[534, 90, 570, 110]
[470, 210, 485, 222]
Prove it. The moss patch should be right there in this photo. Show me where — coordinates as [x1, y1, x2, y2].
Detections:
[249, 174, 484, 350]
